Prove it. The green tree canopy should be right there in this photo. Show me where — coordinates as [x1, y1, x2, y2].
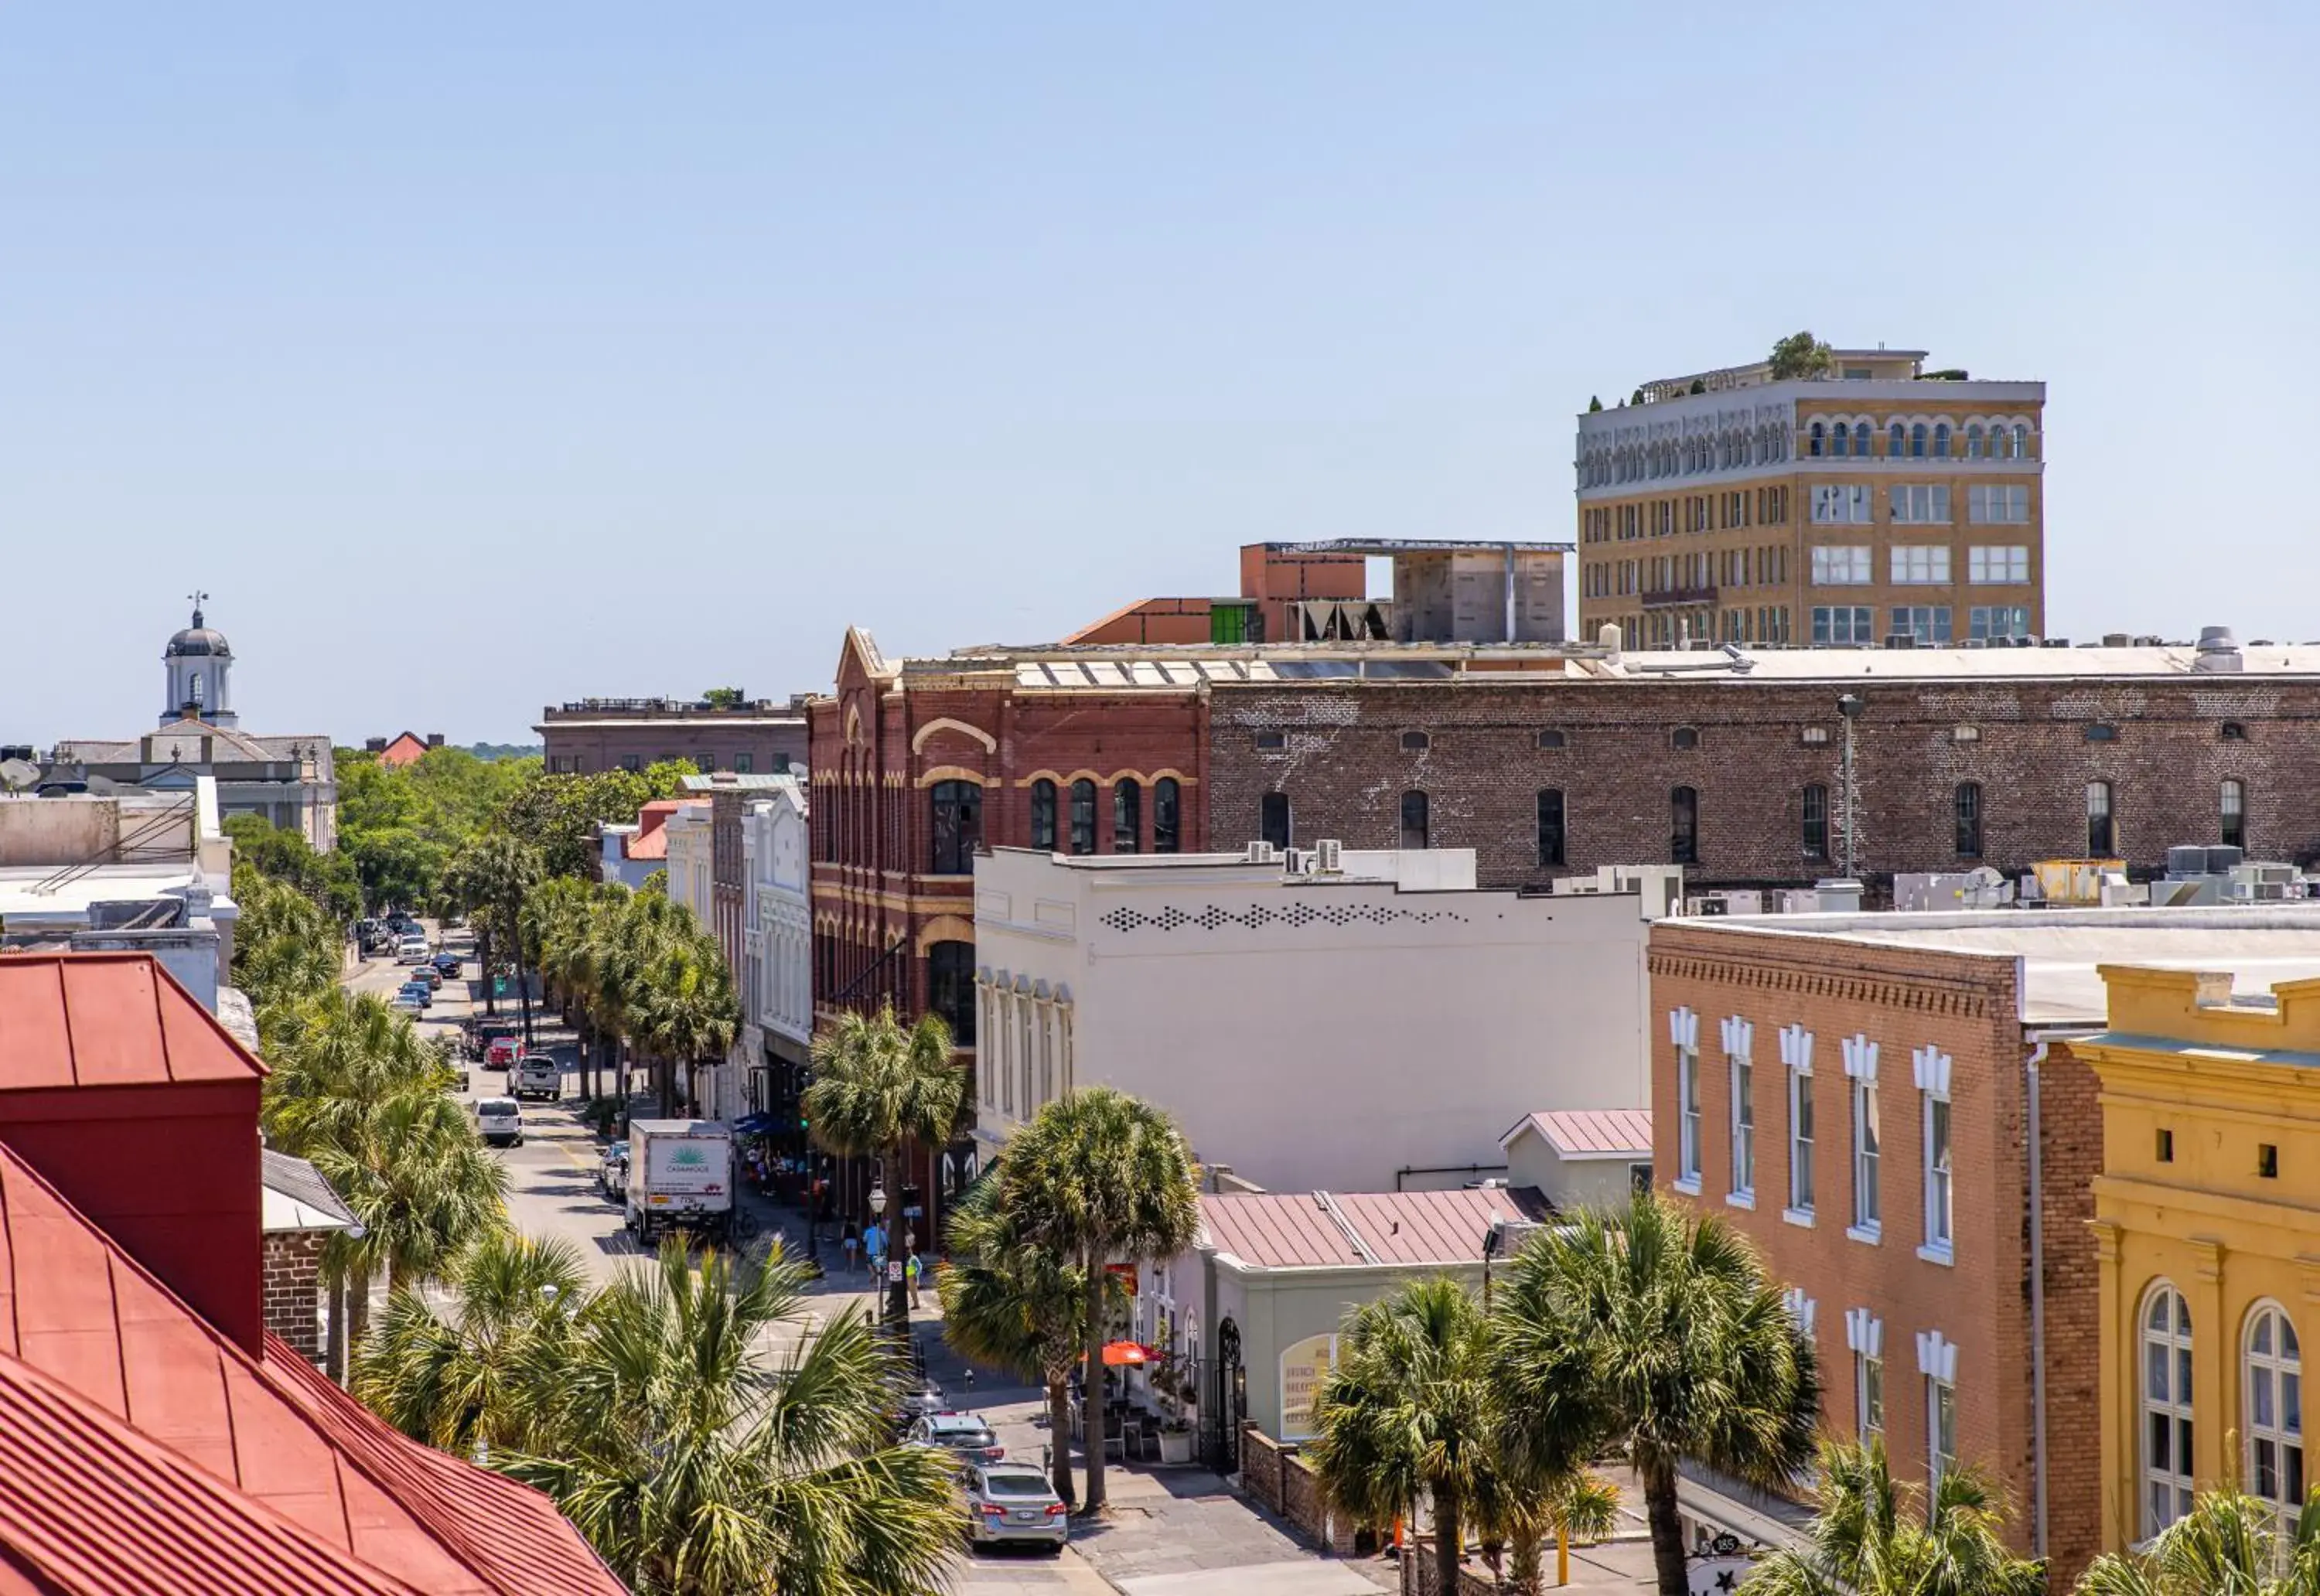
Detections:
[1768, 330, 1835, 380]
[1745, 1439, 2044, 1596]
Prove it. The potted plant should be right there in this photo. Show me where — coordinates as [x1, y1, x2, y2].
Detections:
[1158, 1414, 1195, 1465]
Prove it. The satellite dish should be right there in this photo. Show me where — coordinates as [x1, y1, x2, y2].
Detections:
[0, 759, 39, 795]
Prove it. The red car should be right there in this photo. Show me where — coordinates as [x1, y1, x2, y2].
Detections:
[486, 1035, 520, 1069]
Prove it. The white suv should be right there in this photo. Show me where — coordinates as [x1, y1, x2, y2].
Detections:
[473, 1097, 523, 1148]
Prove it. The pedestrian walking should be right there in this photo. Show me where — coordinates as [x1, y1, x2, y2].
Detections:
[842, 1221, 859, 1275]
[906, 1250, 923, 1308]
[863, 1220, 885, 1280]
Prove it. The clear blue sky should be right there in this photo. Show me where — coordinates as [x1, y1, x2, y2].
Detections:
[9, 5, 2314, 745]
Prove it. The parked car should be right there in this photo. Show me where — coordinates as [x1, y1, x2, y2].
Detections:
[597, 1141, 629, 1199]
[960, 1464, 1069, 1553]
[396, 980, 433, 1009]
[485, 1035, 520, 1069]
[511, 1055, 561, 1102]
[413, 964, 442, 990]
[432, 951, 463, 977]
[390, 991, 425, 1015]
[908, 1412, 1005, 1469]
[473, 1097, 524, 1147]
[465, 1018, 520, 1062]
[395, 939, 431, 964]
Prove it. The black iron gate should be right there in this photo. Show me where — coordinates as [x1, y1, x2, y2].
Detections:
[1200, 1317, 1246, 1473]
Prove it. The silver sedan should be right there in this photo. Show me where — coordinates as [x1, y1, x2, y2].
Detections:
[960, 1464, 1069, 1552]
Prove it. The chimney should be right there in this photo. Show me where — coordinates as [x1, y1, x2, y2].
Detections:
[364, 736, 387, 752]
[427, 732, 445, 748]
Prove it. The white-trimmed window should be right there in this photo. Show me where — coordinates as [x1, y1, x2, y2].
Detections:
[1722, 1017, 1755, 1206]
[2247, 1303, 2305, 1519]
[1811, 544, 1873, 585]
[1811, 485, 1873, 525]
[1970, 605, 2032, 643]
[1919, 1331, 1960, 1491]
[2143, 1283, 2195, 1537]
[1890, 545, 1951, 585]
[1673, 1008, 1702, 1190]
[1968, 484, 2031, 524]
[1889, 484, 1951, 524]
[1968, 544, 2030, 584]
[1915, 1045, 1954, 1262]
[1782, 1024, 1815, 1221]
[1813, 605, 1875, 646]
[1844, 1035, 1881, 1241]
[1781, 1287, 1817, 1342]
[1847, 1308, 1885, 1441]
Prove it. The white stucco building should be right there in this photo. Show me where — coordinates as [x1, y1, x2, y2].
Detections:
[970, 844, 1663, 1193]
[742, 780, 812, 1089]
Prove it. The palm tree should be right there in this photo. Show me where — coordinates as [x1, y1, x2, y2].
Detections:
[449, 834, 542, 1037]
[629, 932, 739, 1118]
[803, 1003, 964, 1325]
[1001, 1086, 1201, 1517]
[504, 1237, 964, 1594]
[1746, 1439, 2045, 1596]
[2075, 1485, 2320, 1594]
[354, 1231, 589, 1458]
[1490, 1190, 1820, 1596]
[592, 888, 689, 1105]
[1305, 1277, 1499, 1596]
[939, 1172, 1099, 1506]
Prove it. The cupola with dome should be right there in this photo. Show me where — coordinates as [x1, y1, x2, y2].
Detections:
[162, 593, 237, 727]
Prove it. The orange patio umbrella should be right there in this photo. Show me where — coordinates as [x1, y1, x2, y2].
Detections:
[1099, 1340, 1155, 1367]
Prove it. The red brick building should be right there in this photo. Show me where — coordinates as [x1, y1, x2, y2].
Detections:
[1641, 909, 2320, 1585]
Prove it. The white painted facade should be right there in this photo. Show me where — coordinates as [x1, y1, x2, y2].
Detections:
[742, 783, 813, 1058]
[970, 845, 1658, 1193]
[663, 801, 713, 926]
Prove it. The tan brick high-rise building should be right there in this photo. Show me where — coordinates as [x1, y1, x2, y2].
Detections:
[1575, 346, 2045, 650]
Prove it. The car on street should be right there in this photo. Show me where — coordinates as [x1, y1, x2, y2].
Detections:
[473, 1096, 523, 1148]
[394, 938, 431, 964]
[485, 1035, 520, 1070]
[390, 992, 425, 1014]
[412, 964, 442, 990]
[898, 1378, 947, 1430]
[432, 951, 463, 977]
[396, 980, 433, 1009]
[512, 1055, 561, 1102]
[597, 1141, 629, 1199]
[960, 1464, 1069, 1553]
[907, 1412, 1006, 1469]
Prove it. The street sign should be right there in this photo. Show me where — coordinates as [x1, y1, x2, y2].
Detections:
[887, 1260, 904, 1283]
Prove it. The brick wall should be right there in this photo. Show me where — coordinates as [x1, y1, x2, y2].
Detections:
[263, 1229, 326, 1365]
[2033, 1039, 2103, 1587]
[1206, 675, 2320, 888]
[1397, 1537, 1496, 1596]
[1646, 921, 2073, 1561]
[1240, 1424, 1288, 1514]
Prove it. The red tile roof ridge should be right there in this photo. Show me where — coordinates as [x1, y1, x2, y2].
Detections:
[0, 1345, 426, 1596]
[0, 1142, 624, 1596]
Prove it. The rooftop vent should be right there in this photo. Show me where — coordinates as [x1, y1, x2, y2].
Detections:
[2192, 626, 2243, 674]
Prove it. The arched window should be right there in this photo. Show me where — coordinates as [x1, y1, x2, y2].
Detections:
[1672, 726, 1700, 750]
[1068, 779, 1097, 855]
[2142, 1283, 2195, 1538]
[2087, 780, 2116, 856]
[1670, 786, 1699, 864]
[1933, 422, 1952, 458]
[1154, 777, 1180, 854]
[1029, 779, 1058, 851]
[2013, 423, 2030, 459]
[1537, 789, 1566, 868]
[1401, 730, 1431, 752]
[927, 941, 976, 1043]
[1966, 424, 1986, 459]
[1538, 729, 1568, 749]
[1260, 792, 1291, 850]
[928, 779, 983, 875]
[1801, 784, 1829, 861]
[1113, 779, 1142, 854]
[2222, 779, 2247, 850]
[1955, 783, 1983, 858]
[1810, 421, 1827, 457]
[1909, 423, 1928, 458]
[1400, 790, 1431, 850]
[1854, 421, 1871, 456]
[2246, 1304, 2305, 1516]
[1889, 422, 1906, 459]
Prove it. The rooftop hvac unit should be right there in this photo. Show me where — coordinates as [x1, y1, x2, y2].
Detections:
[1244, 841, 1280, 864]
[1314, 838, 1344, 873]
[1685, 895, 1729, 916]
[1281, 848, 1308, 875]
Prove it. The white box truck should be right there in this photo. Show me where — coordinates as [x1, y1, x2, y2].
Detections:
[625, 1119, 735, 1244]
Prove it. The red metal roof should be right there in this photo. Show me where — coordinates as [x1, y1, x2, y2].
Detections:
[0, 954, 261, 1090]
[620, 800, 681, 862]
[376, 734, 429, 769]
[1503, 1109, 1655, 1160]
[0, 1141, 626, 1595]
[1199, 1185, 1549, 1271]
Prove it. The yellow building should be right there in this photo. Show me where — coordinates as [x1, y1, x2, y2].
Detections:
[1573, 347, 2046, 650]
[2085, 963, 2320, 1552]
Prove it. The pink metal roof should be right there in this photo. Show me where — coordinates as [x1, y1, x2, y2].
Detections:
[0, 954, 261, 1091]
[622, 800, 682, 862]
[1505, 1109, 1654, 1160]
[1199, 1185, 1549, 1271]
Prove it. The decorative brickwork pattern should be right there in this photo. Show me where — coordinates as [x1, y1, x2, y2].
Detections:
[262, 1229, 326, 1366]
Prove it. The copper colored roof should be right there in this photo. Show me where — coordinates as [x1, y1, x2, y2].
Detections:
[621, 800, 681, 862]
[0, 953, 262, 1090]
[1199, 1185, 1549, 1271]
[1502, 1108, 1654, 1160]
[376, 734, 429, 769]
[0, 1141, 626, 1595]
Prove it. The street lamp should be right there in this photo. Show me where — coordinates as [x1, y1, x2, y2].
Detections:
[1481, 1212, 1504, 1311]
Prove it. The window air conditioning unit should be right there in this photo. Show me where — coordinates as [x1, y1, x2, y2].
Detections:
[1244, 841, 1280, 864]
[1315, 838, 1344, 873]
